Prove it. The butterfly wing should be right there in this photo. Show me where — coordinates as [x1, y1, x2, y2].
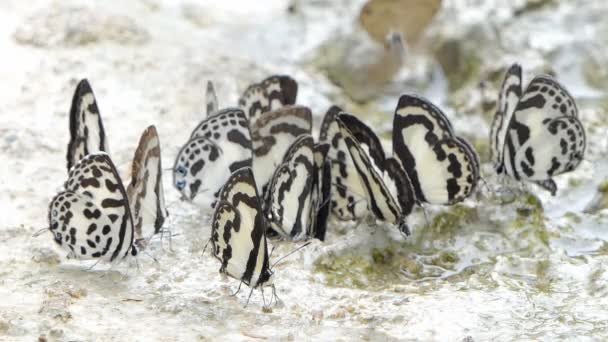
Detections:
[206, 81, 218, 117]
[211, 168, 272, 288]
[49, 191, 119, 261]
[319, 106, 369, 221]
[393, 94, 479, 205]
[490, 63, 522, 170]
[337, 117, 401, 225]
[503, 75, 585, 193]
[267, 135, 315, 241]
[174, 108, 252, 206]
[55, 153, 135, 262]
[312, 143, 331, 241]
[238, 75, 298, 126]
[251, 105, 312, 195]
[66, 79, 109, 171]
[126, 126, 168, 242]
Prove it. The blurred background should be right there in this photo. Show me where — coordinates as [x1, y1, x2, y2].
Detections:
[2, 0, 608, 340]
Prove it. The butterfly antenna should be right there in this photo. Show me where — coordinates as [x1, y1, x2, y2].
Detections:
[331, 181, 367, 201]
[268, 244, 278, 260]
[87, 258, 103, 271]
[142, 248, 159, 264]
[202, 238, 211, 256]
[271, 241, 311, 269]
[32, 227, 49, 237]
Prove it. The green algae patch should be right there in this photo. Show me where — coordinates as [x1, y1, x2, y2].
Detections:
[414, 204, 479, 245]
[314, 246, 421, 290]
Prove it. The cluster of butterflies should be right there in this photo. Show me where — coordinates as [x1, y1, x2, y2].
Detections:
[46, 63, 586, 301]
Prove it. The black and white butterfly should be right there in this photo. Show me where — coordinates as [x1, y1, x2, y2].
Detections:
[126, 126, 169, 246]
[490, 64, 586, 195]
[211, 167, 273, 290]
[265, 135, 331, 241]
[319, 106, 370, 221]
[336, 113, 416, 234]
[205, 80, 218, 117]
[49, 153, 139, 262]
[66, 79, 109, 171]
[250, 105, 312, 196]
[173, 108, 253, 207]
[238, 75, 298, 126]
[393, 94, 480, 205]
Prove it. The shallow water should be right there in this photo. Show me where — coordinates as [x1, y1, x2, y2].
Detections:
[1, 0, 608, 340]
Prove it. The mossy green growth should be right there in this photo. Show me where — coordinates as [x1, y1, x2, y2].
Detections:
[314, 246, 421, 290]
[535, 259, 553, 292]
[415, 204, 478, 244]
[513, 193, 551, 246]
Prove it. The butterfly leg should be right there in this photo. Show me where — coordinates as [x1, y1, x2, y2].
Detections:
[231, 281, 243, 297]
[244, 287, 255, 308]
[202, 238, 212, 256]
[261, 286, 267, 308]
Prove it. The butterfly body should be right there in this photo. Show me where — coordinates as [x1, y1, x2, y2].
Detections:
[49, 153, 137, 262]
[490, 64, 585, 195]
[211, 168, 272, 288]
[174, 108, 253, 206]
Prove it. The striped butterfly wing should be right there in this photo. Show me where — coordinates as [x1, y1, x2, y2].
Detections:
[319, 106, 369, 221]
[211, 168, 272, 288]
[490, 63, 522, 171]
[266, 135, 315, 241]
[174, 108, 252, 207]
[337, 116, 402, 225]
[312, 143, 331, 241]
[393, 94, 479, 205]
[66, 79, 109, 171]
[238, 75, 298, 126]
[49, 153, 136, 262]
[503, 75, 585, 194]
[126, 126, 168, 242]
[251, 105, 312, 196]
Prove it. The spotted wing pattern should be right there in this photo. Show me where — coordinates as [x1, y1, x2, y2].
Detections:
[266, 135, 315, 241]
[501, 72, 586, 195]
[66, 79, 109, 171]
[238, 75, 298, 126]
[393, 94, 479, 205]
[126, 126, 168, 243]
[174, 108, 252, 207]
[318, 106, 369, 221]
[48, 153, 136, 262]
[211, 167, 272, 288]
[250, 105, 312, 196]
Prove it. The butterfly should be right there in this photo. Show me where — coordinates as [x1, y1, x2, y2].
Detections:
[319, 106, 369, 221]
[359, 0, 442, 44]
[336, 113, 416, 234]
[66, 79, 109, 171]
[173, 108, 253, 207]
[211, 167, 273, 291]
[392, 94, 480, 205]
[238, 75, 298, 126]
[126, 126, 169, 246]
[265, 135, 331, 241]
[49, 152, 139, 262]
[205, 80, 218, 117]
[490, 64, 586, 195]
[250, 105, 312, 196]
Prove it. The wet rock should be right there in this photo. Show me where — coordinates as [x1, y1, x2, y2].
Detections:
[31, 247, 61, 265]
[14, 5, 149, 48]
[314, 30, 405, 103]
